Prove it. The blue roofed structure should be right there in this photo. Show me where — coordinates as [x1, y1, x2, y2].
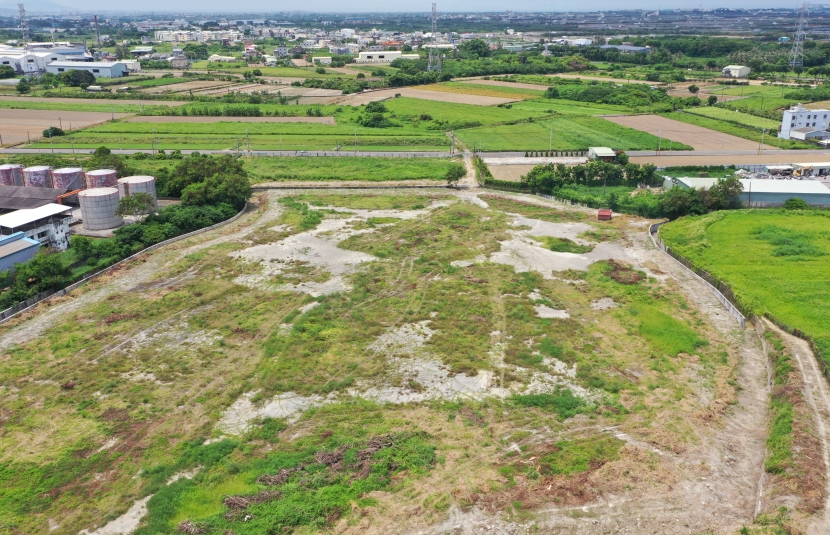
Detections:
[0, 232, 39, 273]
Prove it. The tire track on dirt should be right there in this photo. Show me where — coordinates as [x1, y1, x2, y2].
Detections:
[765, 321, 830, 534]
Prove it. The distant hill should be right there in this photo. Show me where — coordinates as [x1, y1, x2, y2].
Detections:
[0, 0, 73, 14]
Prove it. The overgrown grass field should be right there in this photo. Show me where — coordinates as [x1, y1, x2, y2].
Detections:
[661, 210, 830, 362]
[245, 156, 459, 182]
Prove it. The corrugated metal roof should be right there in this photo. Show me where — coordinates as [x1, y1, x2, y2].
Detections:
[0, 185, 67, 211]
[589, 147, 616, 157]
[46, 61, 125, 67]
[0, 204, 72, 229]
[0, 237, 39, 259]
[676, 177, 830, 194]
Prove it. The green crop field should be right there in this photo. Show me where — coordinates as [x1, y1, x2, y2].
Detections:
[245, 156, 459, 182]
[511, 98, 634, 116]
[455, 115, 692, 151]
[0, 99, 167, 114]
[190, 61, 341, 78]
[383, 96, 547, 125]
[663, 111, 814, 149]
[660, 210, 830, 362]
[682, 107, 782, 129]
[427, 81, 544, 99]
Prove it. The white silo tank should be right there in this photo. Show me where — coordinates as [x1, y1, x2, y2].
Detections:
[85, 169, 117, 189]
[0, 164, 24, 186]
[79, 187, 123, 230]
[52, 167, 84, 190]
[117, 176, 158, 209]
[23, 166, 52, 188]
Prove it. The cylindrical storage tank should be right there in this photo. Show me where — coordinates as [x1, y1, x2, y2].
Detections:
[51, 167, 84, 190]
[78, 187, 122, 230]
[0, 164, 24, 186]
[23, 166, 52, 188]
[85, 169, 117, 189]
[117, 176, 158, 209]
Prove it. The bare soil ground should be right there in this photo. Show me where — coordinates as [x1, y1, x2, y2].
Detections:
[488, 164, 536, 182]
[603, 114, 776, 151]
[0, 108, 128, 145]
[126, 116, 336, 124]
[0, 95, 187, 107]
[333, 87, 517, 106]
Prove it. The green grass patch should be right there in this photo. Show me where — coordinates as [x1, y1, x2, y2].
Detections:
[538, 436, 624, 475]
[632, 305, 706, 356]
[510, 388, 587, 420]
[531, 236, 593, 254]
[661, 210, 830, 361]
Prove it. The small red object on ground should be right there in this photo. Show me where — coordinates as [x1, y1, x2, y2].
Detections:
[598, 209, 612, 221]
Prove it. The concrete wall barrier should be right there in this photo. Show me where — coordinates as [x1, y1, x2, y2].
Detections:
[0, 202, 248, 325]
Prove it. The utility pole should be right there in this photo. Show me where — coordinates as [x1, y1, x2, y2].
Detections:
[94, 14, 101, 47]
[549, 126, 552, 152]
[759, 128, 766, 154]
[658, 128, 662, 154]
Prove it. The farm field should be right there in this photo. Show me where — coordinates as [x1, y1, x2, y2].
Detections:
[661, 112, 813, 149]
[0, 189, 784, 534]
[126, 116, 336, 124]
[418, 81, 544, 99]
[190, 61, 342, 78]
[335, 87, 517, 106]
[660, 209, 830, 364]
[682, 106, 782, 129]
[0, 108, 129, 146]
[455, 115, 692, 152]
[0, 95, 187, 108]
[605, 113, 776, 151]
[0, 99, 168, 114]
[245, 156, 458, 182]
[510, 98, 634, 116]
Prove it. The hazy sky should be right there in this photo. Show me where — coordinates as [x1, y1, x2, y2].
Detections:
[1, 0, 802, 14]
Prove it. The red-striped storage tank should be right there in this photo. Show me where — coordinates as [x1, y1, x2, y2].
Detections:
[51, 167, 84, 190]
[23, 166, 53, 188]
[0, 164, 24, 186]
[85, 169, 117, 188]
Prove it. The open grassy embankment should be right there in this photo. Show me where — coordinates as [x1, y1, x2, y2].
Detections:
[662, 111, 814, 150]
[0, 192, 735, 534]
[660, 210, 830, 362]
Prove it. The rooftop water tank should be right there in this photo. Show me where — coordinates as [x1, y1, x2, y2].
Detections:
[51, 167, 84, 190]
[0, 164, 24, 186]
[117, 175, 158, 209]
[85, 169, 117, 189]
[78, 187, 122, 230]
[22, 166, 52, 188]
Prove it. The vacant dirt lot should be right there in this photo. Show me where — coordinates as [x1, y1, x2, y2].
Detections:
[488, 164, 535, 182]
[127, 116, 336, 124]
[603, 114, 776, 151]
[0, 108, 128, 145]
[628, 153, 816, 167]
[334, 87, 517, 106]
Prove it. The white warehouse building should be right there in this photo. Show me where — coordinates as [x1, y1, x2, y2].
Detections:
[779, 103, 830, 140]
[355, 51, 420, 63]
[46, 61, 128, 78]
[721, 65, 751, 78]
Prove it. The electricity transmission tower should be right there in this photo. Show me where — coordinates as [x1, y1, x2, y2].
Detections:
[18, 4, 28, 46]
[428, 3, 441, 73]
[789, 4, 808, 70]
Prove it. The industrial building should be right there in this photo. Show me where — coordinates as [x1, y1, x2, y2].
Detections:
[313, 56, 332, 64]
[355, 51, 420, 63]
[664, 176, 830, 207]
[45, 61, 128, 78]
[0, 203, 73, 251]
[0, 232, 40, 273]
[779, 104, 830, 140]
[588, 147, 616, 161]
[78, 188, 122, 231]
[0, 185, 74, 211]
[721, 65, 751, 78]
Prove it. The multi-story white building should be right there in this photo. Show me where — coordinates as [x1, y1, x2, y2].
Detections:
[355, 51, 419, 63]
[779, 103, 830, 140]
[0, 204, 72, 251]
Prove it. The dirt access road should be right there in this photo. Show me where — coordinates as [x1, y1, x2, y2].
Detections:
[604, 114, 777, 151]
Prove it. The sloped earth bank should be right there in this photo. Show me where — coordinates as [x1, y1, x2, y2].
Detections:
[0, 189, 786, 535]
